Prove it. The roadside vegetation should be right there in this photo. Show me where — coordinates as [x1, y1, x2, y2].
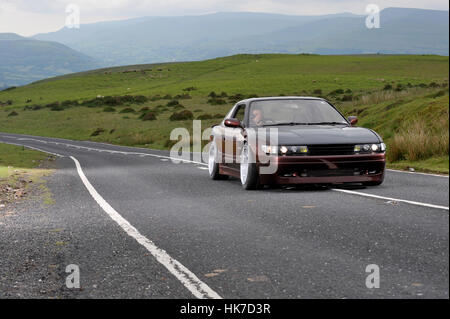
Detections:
[0, 143, 54, 208]
[0, 54, 448, 173]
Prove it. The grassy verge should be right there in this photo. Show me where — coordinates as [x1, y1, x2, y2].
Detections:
[0, 143, 54, 206]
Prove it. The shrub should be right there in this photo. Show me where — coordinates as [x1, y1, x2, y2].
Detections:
[167, 100, 180, 107]
[7, 111, 18, 117]
[247, 94, 259, 98]
[32, 105, 43, 110]
[141, 112, 157, 121]
[312, 89, 322, 95]
[169, 110, 193, 121]
[183, 87, 197, 91]
[163, 94, 172, 100]
[61, 100, 78, 107]
[103, 96, 122, 106]
[139, 106, 150, 112]
[213, 113, 225, 119]
[341, 94, 353, 102]
[103, 106, 116, 112]
[174, 93, 191, 100]
[426, 90, 447, 99]
[51, 104, 65, 111]
[383, 84, 393, 90]
[207, 98, 227, 105]
[428, 82, 439, 88]
[91, 128, 106, 137]
[133, 95, 149, 104]
[119, 107, 135, 114]
[197, 114, 213, 120]
[328, 89, 344, 96]
[150, 95, 162, 101]
[46, 102, 60, 108]
[208, 91, 217, 98]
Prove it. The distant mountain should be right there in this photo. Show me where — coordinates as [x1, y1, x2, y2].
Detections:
[0, 33, 100, 87]
[33, 8, 449, 67]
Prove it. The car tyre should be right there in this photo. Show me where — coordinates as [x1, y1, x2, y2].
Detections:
[240, 144, 260, 190]
[208, 140, 228, 180]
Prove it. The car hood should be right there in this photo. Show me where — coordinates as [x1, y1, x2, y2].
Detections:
[258, 125, 380, 145]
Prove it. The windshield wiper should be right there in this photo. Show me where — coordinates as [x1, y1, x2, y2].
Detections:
[307, 122, 349, 125]
[262, 122, 309, 127]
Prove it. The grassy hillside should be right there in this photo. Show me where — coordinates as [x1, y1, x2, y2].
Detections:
[0, 33, 99, 87]
[0, 54, 448, 173]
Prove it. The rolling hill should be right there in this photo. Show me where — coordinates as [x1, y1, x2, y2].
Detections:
[0, 33, 100, 87]
[33, 8, 449, 67]
[0, 54, 448, 172]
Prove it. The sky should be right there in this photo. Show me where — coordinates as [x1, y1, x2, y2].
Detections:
[1, 0, 449, 36]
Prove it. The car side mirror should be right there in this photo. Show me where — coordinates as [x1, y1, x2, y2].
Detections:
[224, 118, 243, 128]
[348, 116, 358, 126]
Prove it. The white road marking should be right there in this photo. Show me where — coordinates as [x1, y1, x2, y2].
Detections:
[69, 156, 222, 299]
[0, 141, 64, 158]
[386, 168, 448, 178]
[332, 188, 449, 211]
[2, 135, 448, 212]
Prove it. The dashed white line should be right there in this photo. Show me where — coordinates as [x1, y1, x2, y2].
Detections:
[69, 156, 222, 299]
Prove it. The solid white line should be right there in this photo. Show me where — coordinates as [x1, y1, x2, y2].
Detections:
[332, 188, 449, 211]
[0, 141, 64, 158]
[386, 168, 448, 178]
[69, 156, 222, 299]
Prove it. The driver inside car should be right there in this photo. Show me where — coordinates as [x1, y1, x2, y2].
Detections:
[250, 107, 264, 126]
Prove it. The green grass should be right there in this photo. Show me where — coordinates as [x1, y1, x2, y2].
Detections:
[0, 53, 448, 173]
[0, 143, 49, 175]
[0, 144, 52, 205]
[388, 156, 449, 174]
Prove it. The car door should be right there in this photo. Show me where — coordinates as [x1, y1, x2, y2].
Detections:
[223, 103, 246, 168]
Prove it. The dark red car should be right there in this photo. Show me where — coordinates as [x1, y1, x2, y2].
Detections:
[208, 97, 386, 190]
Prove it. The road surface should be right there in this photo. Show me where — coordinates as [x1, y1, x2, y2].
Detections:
[0, 132, 448, 299]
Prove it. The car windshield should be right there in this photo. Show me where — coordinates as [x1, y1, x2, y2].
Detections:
[248, 99, 348, 127]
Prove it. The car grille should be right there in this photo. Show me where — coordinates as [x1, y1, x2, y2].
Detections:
[307, 144, 355, 156]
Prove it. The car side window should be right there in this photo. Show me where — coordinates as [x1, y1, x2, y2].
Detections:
[233, 104, 246, 123]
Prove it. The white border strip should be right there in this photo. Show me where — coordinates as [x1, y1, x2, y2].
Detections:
[332, 188, 449, 211]
[386, 168, 448, 178]
[69, 156, 222, 299]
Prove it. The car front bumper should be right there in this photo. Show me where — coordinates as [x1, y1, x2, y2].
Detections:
[258, 153, 386, 185]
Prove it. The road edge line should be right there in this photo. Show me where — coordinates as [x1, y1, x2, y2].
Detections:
[332, 188, 449, 211]
[69, 156, 222, 299]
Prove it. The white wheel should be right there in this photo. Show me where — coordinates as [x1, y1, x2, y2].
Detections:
[208, 142, 217, 176]
[208, 139, 228, 180]
[239, 144, 260, 190]
[240, 145, 249, 185]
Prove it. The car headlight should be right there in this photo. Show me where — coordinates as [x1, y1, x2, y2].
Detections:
[354, 143, 385, 153]
[261, 145, 309, 155]
[261, 145, 278, 155]
[280, 145, 309, 155]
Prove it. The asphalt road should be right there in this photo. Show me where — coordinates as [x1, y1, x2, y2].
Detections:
[0, 132, 448, 299]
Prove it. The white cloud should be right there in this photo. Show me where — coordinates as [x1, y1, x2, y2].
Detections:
[1, 0, 448, 36]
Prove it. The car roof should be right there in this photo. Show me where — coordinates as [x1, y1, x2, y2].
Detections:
[237, 96, 326, 104]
